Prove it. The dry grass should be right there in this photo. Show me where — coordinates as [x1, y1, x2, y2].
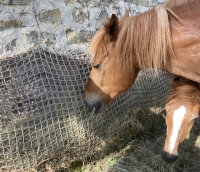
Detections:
[70, 110, 200, 172]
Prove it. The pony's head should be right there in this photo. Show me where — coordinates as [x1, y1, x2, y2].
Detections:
[84, 11, 139, 113]
[84, 7, 171, 113]
[162, 80, 199, 163]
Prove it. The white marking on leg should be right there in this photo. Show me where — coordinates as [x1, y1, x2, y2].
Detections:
[169, 105, 186, 154]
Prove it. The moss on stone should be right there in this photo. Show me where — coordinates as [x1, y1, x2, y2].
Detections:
[38, 9, 62, 25]
[0, 20, 24, 30]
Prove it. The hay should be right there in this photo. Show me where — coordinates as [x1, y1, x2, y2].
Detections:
[73, 111, 200, 172]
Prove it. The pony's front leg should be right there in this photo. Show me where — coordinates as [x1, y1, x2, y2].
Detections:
[161, 79, 200, 163]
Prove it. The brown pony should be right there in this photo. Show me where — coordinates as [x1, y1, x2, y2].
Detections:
[162, 78, 199, 163]
[84, 0, 200, 161]
[84, 0, 200, 112]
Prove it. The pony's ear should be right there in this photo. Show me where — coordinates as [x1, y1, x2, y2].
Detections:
[104, 14, 119, 41]
[122, 10, 129, 20]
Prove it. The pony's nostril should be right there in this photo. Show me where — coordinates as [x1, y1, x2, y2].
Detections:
[84, 99, 103, 113]
[94, 102, 102, 113]
[84, 100, 101, 109]
[84, 100, 91, 108]
[161, 151, 178, 163]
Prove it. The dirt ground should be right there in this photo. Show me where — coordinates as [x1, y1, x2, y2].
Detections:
[69, 111, 200, 172]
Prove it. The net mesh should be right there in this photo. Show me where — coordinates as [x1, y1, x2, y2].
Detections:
[0, 47, 173, 171]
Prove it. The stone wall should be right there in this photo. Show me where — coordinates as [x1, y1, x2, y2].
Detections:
[0, 0, 165, 57]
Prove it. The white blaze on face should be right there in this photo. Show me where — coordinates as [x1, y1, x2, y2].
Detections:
[169, 105, 187, 154]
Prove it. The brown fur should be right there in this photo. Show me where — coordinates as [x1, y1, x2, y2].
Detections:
[168, 79, 200, 105]
[89, 30, 109, 64]
[163, 0, 196, 9]
[164, 78, 200, 156]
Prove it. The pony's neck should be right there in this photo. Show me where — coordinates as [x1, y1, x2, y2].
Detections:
[163, 0, 196, 9]
[164, 0, 200, 83]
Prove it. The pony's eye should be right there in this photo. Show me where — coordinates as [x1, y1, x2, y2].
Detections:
[93, 64, 101, 70]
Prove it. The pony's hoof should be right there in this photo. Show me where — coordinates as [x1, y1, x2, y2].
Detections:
[161, 151, 178, 163]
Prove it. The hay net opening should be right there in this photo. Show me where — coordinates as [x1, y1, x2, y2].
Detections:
[0, 47, 172, 171]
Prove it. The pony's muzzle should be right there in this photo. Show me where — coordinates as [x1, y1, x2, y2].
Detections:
[84, 99, 100, 108]
[161, 151, 178, 163]
[84, 94, 104, 113]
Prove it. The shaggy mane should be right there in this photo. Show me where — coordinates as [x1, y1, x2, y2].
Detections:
[89, 30, 109, 64]
[89, 0, 196, 71]
[115, 6, 172, 71]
